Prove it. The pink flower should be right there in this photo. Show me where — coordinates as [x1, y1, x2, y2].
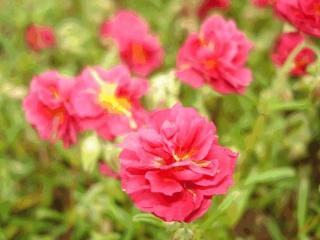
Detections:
[275, 0, 320, 38]
[198, 0, 230, 19]
[272, 32, 316, 76]
[100, 10, 164, 77]
[71, 65, 149, 140]
[252, 0, 277, 7]
[176, 15, 253, 95]
[23, 71, 80, 147]
[120, 104, 237, 222]
[25, 24, 56, 52]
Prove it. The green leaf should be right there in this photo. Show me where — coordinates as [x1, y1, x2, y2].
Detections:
[245, 168, 295, 185]
[266, 218, 286, 240]
[218, 190, 241, 213]
[270, 101, 310, 112]
[298, 177, 309, 236]
[203, 190, 242, 230]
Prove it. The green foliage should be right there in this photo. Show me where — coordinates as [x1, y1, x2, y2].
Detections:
[0, 0, 319, 239]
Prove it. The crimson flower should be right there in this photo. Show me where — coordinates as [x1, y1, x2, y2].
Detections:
[100, 11, 164, 77]
[120, 104, 237, 222]
[25, 24, 56, 52]
[176, 15, 253, 94]
[23, 71, 80, 147]
[276, 0, 320, 38]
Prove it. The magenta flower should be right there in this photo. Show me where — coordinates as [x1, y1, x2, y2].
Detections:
[198, 0, 230, 19]
[23, 71, 80, 147]
[176, 15, 253, 95]
[276, 0, 320, 38]
[71, 65, 149, 140]
[25, 24, 56, 52]
[120, 104, 237, 222]
[272, 32, 316, 76]
[100, 10, 164, 77]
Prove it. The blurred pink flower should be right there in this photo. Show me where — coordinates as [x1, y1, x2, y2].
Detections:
[23, 71, 80, 147]
[176, 15, 253, 95]
[71, 65, 149, 140]
[272, 32, 316, 77]
[276, 0, 320, 38]
[120, 104, 237, 222]
[25, 24, 56, 52]
[198, 0, 230, 19]
[100, 10, 164, 77]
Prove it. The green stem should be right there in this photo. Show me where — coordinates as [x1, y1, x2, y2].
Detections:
[174, 223, 193, 240]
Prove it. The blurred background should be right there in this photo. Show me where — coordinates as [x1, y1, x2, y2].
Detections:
[0, 0, 319, 239]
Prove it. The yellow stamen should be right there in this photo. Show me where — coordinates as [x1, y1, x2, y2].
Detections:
[98, 85, 132, 116]
[49, 87, 60, 99]
[90, 69, 137, 128]
[191, 160, 211, 167]
[173, 148, 197, 161]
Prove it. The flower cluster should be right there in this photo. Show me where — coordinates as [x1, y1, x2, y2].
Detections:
[24, 68, 237, 222]
[276, 0, 320, 38]
[176, 15, 253, 94]
[100, 11, 164, 77]
[24, 1, 316, 223]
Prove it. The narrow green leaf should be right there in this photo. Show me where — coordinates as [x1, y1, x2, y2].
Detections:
[270, 101, 310, 112]
[0, 230, 6, 240]
[203, 190, 241, 230]
[218, 190, 241, 213]
[245, 168, 295, 185]
[298, 177, 309, 235]
[266, 218, 286, 240]
[133, 213, 165, 228]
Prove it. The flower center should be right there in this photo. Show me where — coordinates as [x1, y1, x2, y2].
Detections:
[98, 83, 132, 115]
[295, 54, 311, 68]
[173, 148, 197, 161]
[295, 59, 307, 68]
[43, 105, 65, 126]
[132, 43, 147, 64]
[53, 107, 65, 124]
[49, 87, 60, 99]
[202, 59, 217, 70]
